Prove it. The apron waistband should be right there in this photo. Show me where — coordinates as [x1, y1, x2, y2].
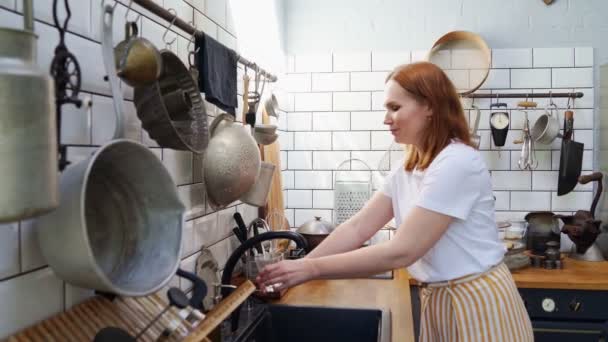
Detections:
[418, 260, 504, 288]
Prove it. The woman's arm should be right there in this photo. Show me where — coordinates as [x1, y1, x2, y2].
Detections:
[305, 192, 394, 258]
[258, 206, 453, 289]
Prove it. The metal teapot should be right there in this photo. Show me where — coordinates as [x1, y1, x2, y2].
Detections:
[0, 0, 58, 223]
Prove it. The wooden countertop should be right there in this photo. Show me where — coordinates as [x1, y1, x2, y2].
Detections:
[408, 258, 608, 291]
[510, 258, 608, 290]
[275, 269, 415, 342]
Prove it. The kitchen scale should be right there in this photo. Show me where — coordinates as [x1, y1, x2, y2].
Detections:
[489, 102, 509, 150]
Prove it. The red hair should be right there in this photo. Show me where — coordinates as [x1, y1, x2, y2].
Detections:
[387, 62, 474, 171]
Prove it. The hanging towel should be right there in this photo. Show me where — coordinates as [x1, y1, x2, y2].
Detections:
[195, 32, 238, 115]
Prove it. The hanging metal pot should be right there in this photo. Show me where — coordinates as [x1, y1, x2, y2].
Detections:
[0, 0, 58, 223]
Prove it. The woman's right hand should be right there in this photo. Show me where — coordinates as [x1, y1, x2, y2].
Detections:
[256, 258, 320, 292]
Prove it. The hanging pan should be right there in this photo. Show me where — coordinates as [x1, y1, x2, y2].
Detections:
[426, 30, 491, 95]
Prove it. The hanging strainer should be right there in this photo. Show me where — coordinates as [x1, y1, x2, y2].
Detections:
[334, 159, 373, 226]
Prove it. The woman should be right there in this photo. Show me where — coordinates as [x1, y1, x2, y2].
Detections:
[257, 62, 533, 341]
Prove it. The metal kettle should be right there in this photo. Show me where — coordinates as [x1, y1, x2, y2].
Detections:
[0, 0, 58, 223]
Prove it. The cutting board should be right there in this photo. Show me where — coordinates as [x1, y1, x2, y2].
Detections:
[259, 109, 290, 248]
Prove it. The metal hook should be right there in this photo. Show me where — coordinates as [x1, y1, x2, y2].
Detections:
[124, 0, 141, 22]
[186, 21, 200, 53]
[162, 9, 178, 47]
[101, 0, 118, 10]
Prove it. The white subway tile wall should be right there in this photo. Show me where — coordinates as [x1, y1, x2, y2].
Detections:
[0, 1, 270, 337]
[284, 48, 594, 226]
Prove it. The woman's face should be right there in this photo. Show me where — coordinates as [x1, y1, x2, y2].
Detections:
[383, 80, 432, 146]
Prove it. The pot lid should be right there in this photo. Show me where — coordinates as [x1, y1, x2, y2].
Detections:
[297, 216, 335, 235]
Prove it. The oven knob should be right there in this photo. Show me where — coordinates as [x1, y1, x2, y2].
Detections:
[542, 298, 556, 312]
[569, 300, 582, 312]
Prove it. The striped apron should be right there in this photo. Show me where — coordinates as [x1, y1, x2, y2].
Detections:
[418, 262, 534, 341]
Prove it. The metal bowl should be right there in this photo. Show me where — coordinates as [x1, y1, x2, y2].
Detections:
[203, 123, 261, 208]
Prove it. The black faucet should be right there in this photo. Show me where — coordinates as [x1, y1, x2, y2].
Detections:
[220, 230, 308, 298]
[220, 231, 308, 333]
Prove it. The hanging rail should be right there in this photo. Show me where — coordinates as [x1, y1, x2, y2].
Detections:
[130, 0, 277, 82]
[465, 92, 583, 99]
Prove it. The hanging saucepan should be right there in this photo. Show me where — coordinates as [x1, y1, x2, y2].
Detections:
[0, 0, 58, 223]
[296, 216, 336, 252]
[134, 49, 209, 153]
[36, 4, 184, 297]
[531, 102, 561, 145]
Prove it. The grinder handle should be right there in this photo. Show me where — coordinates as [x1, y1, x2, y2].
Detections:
[579, 172, 603, 185]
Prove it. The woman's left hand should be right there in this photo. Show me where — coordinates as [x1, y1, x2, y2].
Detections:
[256, 258, 319, 292]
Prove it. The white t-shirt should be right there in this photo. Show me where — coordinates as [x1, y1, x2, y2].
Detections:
[380, 142, 505, 282]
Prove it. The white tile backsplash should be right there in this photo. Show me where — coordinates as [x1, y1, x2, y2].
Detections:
[491, 171, 531, 191]
[294, 209, 333, 226]
[372, 51, 410, 71]
[350, 72, 387, 91]
[313, 190, 334, 209]
[493, 191, 510, 210]
[288, 190, 313, 208]
[294, 93, 332, 111]
[294, 171, 333, 189]
[478, 69, 510, 89]
[20, 219, 46, 272]
[479, 151, 510, 170]
[333, 52, 371, 72]
[552, 191, 593, 212]
[371, 91, 385, 110]
[312, 73, 350, 92]
[575, 47, 593, 67]
[313, 151, 351, 170]
[281, 73, 312, 92]
[351, 112, 387, 131]
[552, 68, 593, 88]
[492, 49, 532, 68]
[333, 132, 371, 150]
[510, 191, 551, 211]
[0, 223, 19, 279]
[288, 151, 313, 169]
[288, 112, 313, 131]
[313, 112, 351, 131]
[511, 69, 551, 89]
[533, 48, 574, 67]
[294, 132, 332, 150]
[333, 92, 371, 111]
[371, 131, 395, 150]
[0, 268, 63, 338]
[296, 53, 333, 72]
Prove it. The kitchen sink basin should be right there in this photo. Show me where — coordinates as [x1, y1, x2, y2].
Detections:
[234, 304, 391, 342]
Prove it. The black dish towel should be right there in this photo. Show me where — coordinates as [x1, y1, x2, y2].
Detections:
[195, 32, 237, 115]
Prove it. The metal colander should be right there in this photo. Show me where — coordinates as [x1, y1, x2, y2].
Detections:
[333, 159, 372, 226]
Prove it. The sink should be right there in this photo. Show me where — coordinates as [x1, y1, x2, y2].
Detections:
[242, 304, 391, 342]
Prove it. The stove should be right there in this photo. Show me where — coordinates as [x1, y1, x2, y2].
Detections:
[518, 287, 608, 341]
